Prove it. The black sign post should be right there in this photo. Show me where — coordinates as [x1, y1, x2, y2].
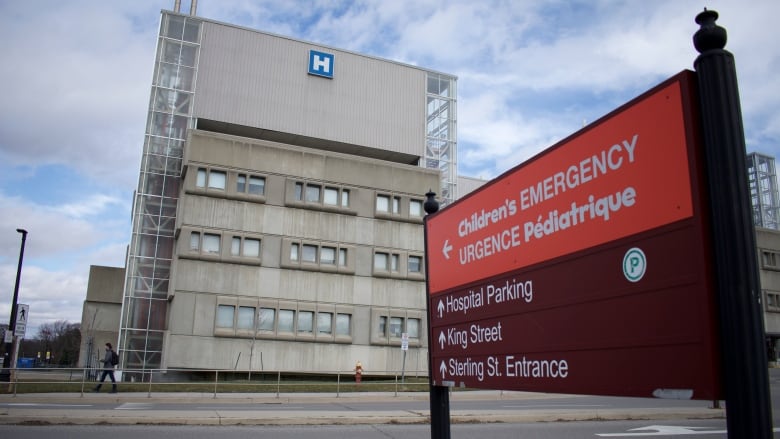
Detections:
[423, 191, 451, 439]
[693, 9, 773, 438]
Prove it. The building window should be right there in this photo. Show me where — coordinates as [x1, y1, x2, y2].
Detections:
[391, 254, 399, 272]
[237, 306, 255, 330]
[258, 308, 275, 331]
[410, 199, 423, 217]
[339, 248, 347, 266]
[202, 233, 221, 254]
[317, 312, 333, 334]
[407, 318, 421, 338]
[196, 168, 207, 187]
[229, 236, 262, 259]
[249, 176, 265, 195]
[378, 316, 387, 336]
[216, 305, 234, 328]
[374, 252, 388, 270]
[392, 196, 400, 214]
[190, 231, 201, 251]
[766, 291, 780, 312]
[302, 244, 318, 263]
[295, 182, 304, 201]
[237, 174, 246, 193]
[763, 251, 778, 268]
[298, 311, 314, 333]
[324, 187, 339, 205]
[376, 195, 390, 212]
[244, 238, 261, 258]
[208, 170, 226, 190]
[341, 189, 350, 207]
[336, 313, 351, 336]
[306, 184, 321, 202]
[408, 255, 422, 273]
[290, 243, 299, 261]
[390, 317, 403, 337]
[278, 309, 295, 332]
[321, 246, 336, 264]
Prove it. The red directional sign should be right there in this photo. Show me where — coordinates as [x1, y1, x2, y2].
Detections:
[425, 71, 721, 400]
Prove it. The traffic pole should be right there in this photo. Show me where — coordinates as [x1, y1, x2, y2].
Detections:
[693, 9, 773, 438]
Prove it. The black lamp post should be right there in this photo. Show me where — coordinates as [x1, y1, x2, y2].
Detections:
[422, 191, 450, 439]
[1, 228, 28, 381]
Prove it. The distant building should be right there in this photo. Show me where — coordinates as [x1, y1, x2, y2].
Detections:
[78, 265, 125, 371]
[748, 152, 780, 230]
[457, 175, 487, 198]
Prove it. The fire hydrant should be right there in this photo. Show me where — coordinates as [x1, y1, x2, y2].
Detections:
[354, 361, 363, 384]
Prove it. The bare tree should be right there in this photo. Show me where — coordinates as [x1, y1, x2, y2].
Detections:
[19, 321, 81, 366]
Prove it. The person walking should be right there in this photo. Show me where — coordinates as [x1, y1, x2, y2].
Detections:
[93, 342, 118, 393]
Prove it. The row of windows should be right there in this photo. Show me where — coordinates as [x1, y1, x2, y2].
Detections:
[373, 250, 424, 279]
[376, 194, 424, 218]
[187, 165, 425, 222]
[378, 315, 421, 339]
[294, 181, 350, 207]
[194, 167, 267, 199]
[182, 228, 424, 279]
[762, 250, 780, 270]
[214, 300, 423, 347]
[182, 228, 263, 265]
[214, 300, 353, 343]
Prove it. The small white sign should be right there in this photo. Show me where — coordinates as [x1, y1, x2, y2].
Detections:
[15, 304, 29, 338]
[401, 333, 409, 351]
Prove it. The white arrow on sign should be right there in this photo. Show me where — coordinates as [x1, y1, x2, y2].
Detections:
[438, 331, 446, 349]
[439, 361, 447, 378]
[597, 425, 727, 436]
[437, 300, 444, 318]
[442, 239, 452, 260]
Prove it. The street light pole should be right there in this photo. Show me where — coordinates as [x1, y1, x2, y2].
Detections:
[1, 228, 28, 382]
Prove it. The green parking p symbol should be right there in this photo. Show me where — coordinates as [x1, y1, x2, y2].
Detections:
[623, 247, 646, 283]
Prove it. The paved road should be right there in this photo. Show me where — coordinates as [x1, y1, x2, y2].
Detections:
[3, 419, 780, 438]
[2, 368, 780, 426]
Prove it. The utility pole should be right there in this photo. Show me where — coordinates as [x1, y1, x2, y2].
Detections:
[1, 229, 28, 383]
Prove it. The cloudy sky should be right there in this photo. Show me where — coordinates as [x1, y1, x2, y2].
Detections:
[0, 0, 777, 338]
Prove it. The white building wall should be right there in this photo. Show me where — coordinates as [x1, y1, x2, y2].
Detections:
[195, 21, 426, 157]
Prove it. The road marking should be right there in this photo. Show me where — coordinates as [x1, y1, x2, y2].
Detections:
[503, 404, 607, 408]
[197, 406, 303, 410]
[596, 425, 746, 436]
[1, 403, 92, 407]
[115, 403, 155, 410]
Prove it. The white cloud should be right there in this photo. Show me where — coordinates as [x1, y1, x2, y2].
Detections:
[0, 0, 156, 189]
[0, 264, 88, 339]
[0, 193, 128, 267]
[52, 194, 125, 220]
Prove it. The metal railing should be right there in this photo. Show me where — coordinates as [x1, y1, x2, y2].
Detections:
[0, 367, 431, 398]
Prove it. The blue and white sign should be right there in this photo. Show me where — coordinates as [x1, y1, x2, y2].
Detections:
[308, 49, 334, 79]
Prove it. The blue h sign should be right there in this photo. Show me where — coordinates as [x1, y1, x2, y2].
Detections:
[308, 50, 334, 79]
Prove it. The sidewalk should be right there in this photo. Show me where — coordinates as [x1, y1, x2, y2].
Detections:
[0, 390, 725, 426]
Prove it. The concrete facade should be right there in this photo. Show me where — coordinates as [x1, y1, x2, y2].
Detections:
[757, 227, 780, 362]
[163, 130, 437, 373]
